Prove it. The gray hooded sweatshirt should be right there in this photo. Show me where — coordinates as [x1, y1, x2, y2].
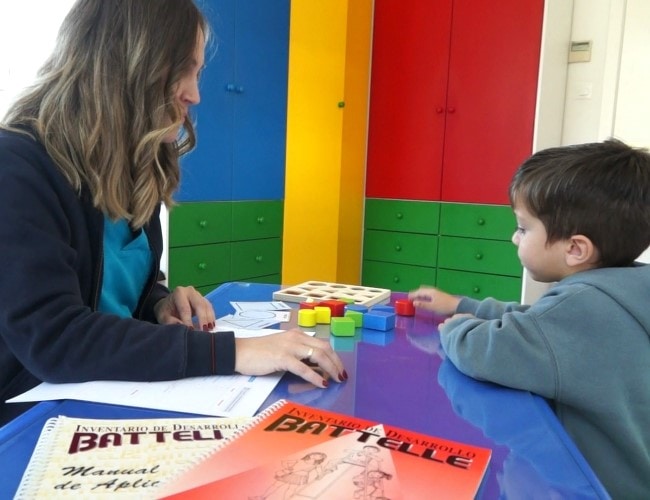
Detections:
[441, 264, 650, 499]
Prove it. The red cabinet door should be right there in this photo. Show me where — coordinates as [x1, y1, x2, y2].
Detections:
[441, 0, 544, 204]
[365, 0, 452, 200]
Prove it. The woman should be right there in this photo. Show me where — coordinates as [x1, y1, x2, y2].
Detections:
[0, 0, 346, 425]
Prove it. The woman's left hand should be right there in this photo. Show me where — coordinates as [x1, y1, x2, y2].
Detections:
[234, 328, 347, 388]
[154, 286, 216, 330]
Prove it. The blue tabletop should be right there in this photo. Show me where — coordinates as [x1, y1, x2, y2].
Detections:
[0, 282, 610, 499]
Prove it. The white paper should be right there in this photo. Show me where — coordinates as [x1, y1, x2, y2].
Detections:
[7, 372, 281, 417]
[217, 310, 291, 330]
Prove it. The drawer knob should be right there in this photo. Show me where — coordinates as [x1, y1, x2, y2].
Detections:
[396, 212, 403, 220]
[255, 256, 263, 262]
[435, 106, 444, 114]
[337, 101, 345, 108]
[199, 220, 208, 228]
[257, 216, 265, 224]
[477, 218, 485, 226]
[395, 245, 402, 252]
[198, 262, 207, 270]
[473, 286, 481, 293]
[475, 253, 483, 260]
[393, 276, 400, 283]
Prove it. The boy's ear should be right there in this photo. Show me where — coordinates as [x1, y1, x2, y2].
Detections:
[565, 234, 598, 267]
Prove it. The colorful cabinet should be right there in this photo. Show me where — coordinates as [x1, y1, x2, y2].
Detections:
[363, 200, 521, 300]
[362, 0, 542, 299]
[362, 200, 439, 291]
[168, 0, 289, 291]
[169, 201, 283, 294]
[282, 0, 373, 285]
[366, 0, 543, 205]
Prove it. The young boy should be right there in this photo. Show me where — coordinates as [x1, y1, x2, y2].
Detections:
[409, 139, 650, 499]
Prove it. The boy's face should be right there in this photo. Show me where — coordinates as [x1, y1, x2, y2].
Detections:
[511, 202, 569, 283]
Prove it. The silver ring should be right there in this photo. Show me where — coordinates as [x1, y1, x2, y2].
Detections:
[306, 347, 314, 361]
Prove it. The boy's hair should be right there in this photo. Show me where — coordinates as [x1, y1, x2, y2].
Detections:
[2, 0, 209, 229]
[509, 139, 650, 267]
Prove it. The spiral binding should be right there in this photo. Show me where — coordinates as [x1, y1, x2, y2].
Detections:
[14, 416, 61, 499]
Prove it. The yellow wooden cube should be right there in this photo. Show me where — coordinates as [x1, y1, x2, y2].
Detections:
[314, 306, 331, 324]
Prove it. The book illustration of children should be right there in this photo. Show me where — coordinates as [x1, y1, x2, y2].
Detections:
[250, 452, 327, 500]
[352, 469, 393, 499]
[322, 445, 383, 474]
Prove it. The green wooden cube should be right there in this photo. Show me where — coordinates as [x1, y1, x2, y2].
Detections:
[330, 317, 356, 337]
[344, 310, 364, 328]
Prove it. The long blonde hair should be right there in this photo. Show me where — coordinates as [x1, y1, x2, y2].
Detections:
[2, 0, 208, 229]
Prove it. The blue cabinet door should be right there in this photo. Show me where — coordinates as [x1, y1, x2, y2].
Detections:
[232, 0, 289, 200]
[177, 0, 235, 202]
[175, 0, 289, 202]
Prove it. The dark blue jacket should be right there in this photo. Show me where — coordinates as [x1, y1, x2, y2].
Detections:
[0, 130, 234, 424]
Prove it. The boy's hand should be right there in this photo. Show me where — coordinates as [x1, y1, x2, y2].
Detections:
[408, 286, 461, 316]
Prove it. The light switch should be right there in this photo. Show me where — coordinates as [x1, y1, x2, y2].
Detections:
[568, 40, 592, 63]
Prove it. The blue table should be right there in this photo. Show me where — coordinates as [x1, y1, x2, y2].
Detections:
[0, 282, 610, 498]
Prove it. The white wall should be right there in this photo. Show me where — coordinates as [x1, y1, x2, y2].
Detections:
[524, 0, 650, 303]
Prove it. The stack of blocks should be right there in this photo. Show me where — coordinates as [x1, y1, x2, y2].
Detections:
[297, 297, 415, 336]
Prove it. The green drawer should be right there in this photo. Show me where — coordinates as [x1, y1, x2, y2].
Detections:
[436, 269, 522, 302]
[230, 238, 282, 280]
[440, 203, 515, 240]
[169, 202, 232, 247]
[362, 260, 436, 292]
[438, 236, 522, 277]
[232, 200, 283, 241]
[363, 230, 437, 266]
[168, 243, 231, 288]
[365, 199, 440, 234]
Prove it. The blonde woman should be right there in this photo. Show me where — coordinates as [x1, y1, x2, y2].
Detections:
[0, 0, 345, 425]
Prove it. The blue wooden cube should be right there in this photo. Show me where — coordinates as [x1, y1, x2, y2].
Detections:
[363, 310, 396, 331]
[371, 304, 395, 314]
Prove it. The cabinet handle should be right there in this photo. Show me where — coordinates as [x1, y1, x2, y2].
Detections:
[393, 276, 400, 283]
[475, 253, 483, 260]
[199, 220, 208, 228]
[257, 216, 265, 224]
[255, 256, 263, 263]
[225, 84, 244, 93]
[337, 101, 345, 108]
[198, 262, 207, 270]
[395, 245, 402, 252]
[435, 106, 444, 114]
[447, 106, 456, 114]
[473, 286, 481, 294]
[477, 218, 485, 226]
[395, 212, 403, 220]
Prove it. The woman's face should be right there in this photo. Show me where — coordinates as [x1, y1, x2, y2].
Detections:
[163, 28, 205, 143]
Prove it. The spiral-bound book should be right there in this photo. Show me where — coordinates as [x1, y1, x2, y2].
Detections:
[160, 400, 492, 499]
[13, 415, 253, 499]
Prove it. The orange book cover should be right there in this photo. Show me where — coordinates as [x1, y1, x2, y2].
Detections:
[160, 400, 491, 499]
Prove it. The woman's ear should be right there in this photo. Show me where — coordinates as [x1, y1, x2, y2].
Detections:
[565, 234, 599, 268]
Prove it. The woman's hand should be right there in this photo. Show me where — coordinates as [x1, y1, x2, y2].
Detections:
[154, 286, 216, 330]
[408, 286, 461, 316]
[234, 328, 347, 389]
